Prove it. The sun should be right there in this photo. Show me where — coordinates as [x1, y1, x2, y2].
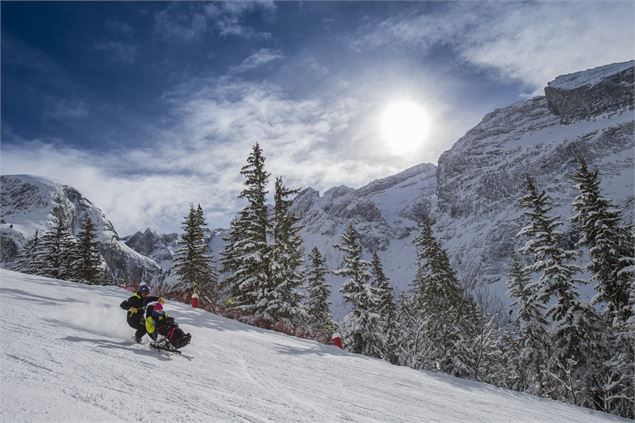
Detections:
[380, 100, 429, 156]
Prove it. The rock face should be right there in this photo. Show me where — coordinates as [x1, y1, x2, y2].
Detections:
[123, 228, 178, 270]
[0, 175, 162, 284]
[545, 61, 634, 123]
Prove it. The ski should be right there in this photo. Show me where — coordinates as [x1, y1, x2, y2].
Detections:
[149, 341, 194, 360]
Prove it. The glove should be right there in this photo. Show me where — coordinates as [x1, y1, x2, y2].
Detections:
[129, 307, 138, 314]
[158, 297, 165, 304]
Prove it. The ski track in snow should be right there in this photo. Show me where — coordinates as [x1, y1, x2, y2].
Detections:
[0, 269, 629, 423]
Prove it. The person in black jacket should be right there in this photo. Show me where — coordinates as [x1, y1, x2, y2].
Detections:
[120, 284, 164, 343]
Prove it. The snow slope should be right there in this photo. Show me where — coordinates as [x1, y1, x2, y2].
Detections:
[0, 269, 626, 423]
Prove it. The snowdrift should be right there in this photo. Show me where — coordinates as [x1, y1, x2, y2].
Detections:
[0, 269, 627, 423]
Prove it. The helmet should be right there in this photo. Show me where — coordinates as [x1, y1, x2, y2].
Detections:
[139, 285, 150, 294]
[153, 302, 164, 313]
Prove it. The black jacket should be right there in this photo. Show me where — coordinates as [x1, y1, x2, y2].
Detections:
[120, 291, 160, 324]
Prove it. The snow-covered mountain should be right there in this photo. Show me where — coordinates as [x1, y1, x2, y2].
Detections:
[1, 268, 628, 423]
[433, 61, 633, 299]
[290, 61, 634, 316]
[0, 175, 162, 284]
[121, 228, 178, 271]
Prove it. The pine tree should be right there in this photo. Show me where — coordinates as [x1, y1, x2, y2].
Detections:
[173, 205, 218, 305]
[15, 229, 42, 274]
[220, 213, 244, 304]
[266, 177, 305, 324]
[410, 215, 467, 376]
[334, 224, 374, 354]
[571, 159, 634, 417]
[73, 217, 103, 284]
[394, 292, 417, 367]
[518, 175, 599, 404]
[39, 209, 76, 280]
[305, 246, 333, 332]
[462, 300, 501, 383]
[221, 144, 271, 317]
[490, 325, 522, 390]
[369, 251, 398, 363]
[506, 252, 550, 394]
[572, 159, 633, 322]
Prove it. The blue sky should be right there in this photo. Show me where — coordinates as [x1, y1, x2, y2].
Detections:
[2, 1, 633, 235]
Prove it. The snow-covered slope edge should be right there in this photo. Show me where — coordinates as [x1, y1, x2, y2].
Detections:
[0, 268, 627, 423]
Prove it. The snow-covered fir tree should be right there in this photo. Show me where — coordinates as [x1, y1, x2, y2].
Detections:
[571, 160, 634, 417]
[39, 209, 76, 281]
[410, 215, 468, 377]
[571, 159, 633, 322]
[266, 177, 305, 324]
[15, 229, 41, 274]
[490, 325, 522, 391]
[369, 251, 398, 363]
[334, 224, 375, 355]
[173, 205, 218, 305]
[73, 217, 103, 284]
[506, 252, 551, 395]
[304, 246, 333, 332]
[394, 291, 417, 367]
[463, 301, 501, 383]
[220, 213, 245, 303]
[221, 144, 271, 316]
[518, 175, 600, 405]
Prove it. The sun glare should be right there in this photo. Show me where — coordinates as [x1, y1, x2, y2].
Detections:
[380, 100, 429, 156]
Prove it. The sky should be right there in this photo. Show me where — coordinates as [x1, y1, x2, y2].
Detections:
[2, 1, 633, 235]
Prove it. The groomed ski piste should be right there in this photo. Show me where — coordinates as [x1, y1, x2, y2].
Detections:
[0, 269, 628, 423]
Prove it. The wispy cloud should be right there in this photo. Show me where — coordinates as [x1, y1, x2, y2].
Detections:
[4, 37, 96, 121]
[230, 48, 284, 74]
[105, 19, 134, 37]
[351, 2, 634, 93]
[94, 17, 137, 64]
[3, 37, 63, 75]
[93, 40, 137, 64]
[153, 2, 275, 42]
[44, 98, 90, 120]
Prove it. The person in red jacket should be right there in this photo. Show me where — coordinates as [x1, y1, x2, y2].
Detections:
[120, 284, 164, 343]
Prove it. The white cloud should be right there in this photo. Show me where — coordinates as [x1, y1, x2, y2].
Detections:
[352, 2, 634, 93]
[230, 48, 284, 74]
